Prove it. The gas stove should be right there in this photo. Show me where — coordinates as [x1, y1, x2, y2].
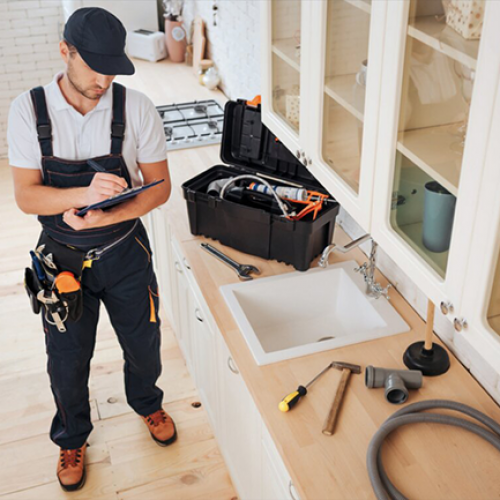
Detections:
[156, 99, 225, 151]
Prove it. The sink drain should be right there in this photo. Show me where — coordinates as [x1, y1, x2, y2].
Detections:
[317, 336, 335, 342]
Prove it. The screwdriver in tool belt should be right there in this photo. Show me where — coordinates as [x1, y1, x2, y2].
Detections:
[279, 362, 333, 412]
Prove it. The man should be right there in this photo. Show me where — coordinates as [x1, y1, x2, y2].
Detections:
[7, 7, 175, 492]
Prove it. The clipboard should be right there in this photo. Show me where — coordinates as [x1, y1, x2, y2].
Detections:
[76, 179, 165, 217]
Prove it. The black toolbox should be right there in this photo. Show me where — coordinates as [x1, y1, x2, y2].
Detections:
[181, 98, 340, 271]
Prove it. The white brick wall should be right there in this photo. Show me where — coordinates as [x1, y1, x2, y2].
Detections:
[181, 0, 260, 102]
[0, 0, 65, 158]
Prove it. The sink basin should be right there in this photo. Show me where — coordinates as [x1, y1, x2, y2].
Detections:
[220, 260, 410, 365]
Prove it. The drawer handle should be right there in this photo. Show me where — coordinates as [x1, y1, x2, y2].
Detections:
[174, 261, 183, 274]
[227, 356, 239, 374]
[194, 308, 204, 322]
[183, 258, 191, 270]
[289, 480, 299, 500]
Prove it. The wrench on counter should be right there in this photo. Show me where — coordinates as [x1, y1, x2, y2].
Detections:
[200, 243, 260, 281]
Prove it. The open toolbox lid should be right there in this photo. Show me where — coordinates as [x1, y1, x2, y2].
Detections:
[220, 97, 326, 191]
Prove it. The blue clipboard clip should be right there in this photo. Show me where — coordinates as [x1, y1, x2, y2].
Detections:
[76, 178, 165, 217]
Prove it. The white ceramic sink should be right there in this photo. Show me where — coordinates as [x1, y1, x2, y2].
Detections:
[220, 260, 410, 365]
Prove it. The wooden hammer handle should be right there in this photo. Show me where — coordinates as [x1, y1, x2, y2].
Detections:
[322, 368, 351, 436]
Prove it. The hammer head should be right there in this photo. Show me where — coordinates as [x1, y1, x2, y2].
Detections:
[331, 361, 362, 374]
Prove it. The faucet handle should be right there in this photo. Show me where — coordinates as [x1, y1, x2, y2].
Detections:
[354, 262, 368, 274]
[370, 282, 392, 300]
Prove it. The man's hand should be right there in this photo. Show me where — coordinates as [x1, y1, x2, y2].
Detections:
[63, 208, 112, 231]
[85, 173, 127, 206]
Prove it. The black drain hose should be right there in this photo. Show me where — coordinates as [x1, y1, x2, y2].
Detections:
[367, 400, 500, 500]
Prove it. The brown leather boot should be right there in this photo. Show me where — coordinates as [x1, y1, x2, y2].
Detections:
[141, 408, 177, 446]
[57, 443, 87, 491]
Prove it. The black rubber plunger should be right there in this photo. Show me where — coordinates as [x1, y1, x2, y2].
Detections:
[403, 301, 450, 376]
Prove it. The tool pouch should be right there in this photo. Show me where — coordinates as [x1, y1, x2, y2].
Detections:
[24, 267, 43, 315]
[35, 232, 86, 323]
[36, 232, 86, 279]
[58, 289, 83, 322]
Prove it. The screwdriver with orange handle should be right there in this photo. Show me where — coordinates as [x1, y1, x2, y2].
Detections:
[279, 362, 333, 412]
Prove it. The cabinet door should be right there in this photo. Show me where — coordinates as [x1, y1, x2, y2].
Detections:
[372, 0, 500, 310]
[261, 422, 301, 500]
[260, 0, 314, 157]
[170, 239, 195, 373]
[306, 0, 387, 231]
[216, 333, 262, 500]
[458, 71, 500, 384]
[191, 298, 218, 429]
[149, 208, 174, 323]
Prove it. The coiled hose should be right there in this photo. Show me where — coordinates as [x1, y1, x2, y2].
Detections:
[367, 399, 500, 500]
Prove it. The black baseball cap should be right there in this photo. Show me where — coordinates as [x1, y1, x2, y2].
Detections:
[63, 7, 135, 76]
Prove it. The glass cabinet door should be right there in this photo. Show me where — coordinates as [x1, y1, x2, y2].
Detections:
[270, 0, 304, 133]
[321, 0, 372, 194]
[389, 0, 484, 279]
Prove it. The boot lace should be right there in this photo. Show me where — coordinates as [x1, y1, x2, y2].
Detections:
[146, 409, 168, 427]
[60, 447, 83, 468]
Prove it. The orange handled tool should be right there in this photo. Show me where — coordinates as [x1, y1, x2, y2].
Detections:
[54, 271, 81, 294]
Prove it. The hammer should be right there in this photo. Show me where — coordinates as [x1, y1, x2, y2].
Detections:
[322, 361, 362, 436]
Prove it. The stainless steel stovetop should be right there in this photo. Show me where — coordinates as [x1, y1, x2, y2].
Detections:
[156, 100, 224, 151]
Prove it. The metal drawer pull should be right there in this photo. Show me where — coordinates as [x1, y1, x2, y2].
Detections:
[227, 356, 239, 374]
[194, 308, 204, 322]
[289, 480, 299, 500]
[174, 261, 183, 273]
[183, 258, 191, 270]
[454, 317, 468, 332]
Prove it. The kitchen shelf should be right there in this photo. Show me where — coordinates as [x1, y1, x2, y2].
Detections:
[343, 0, 371, 15]
[397, 124, 463, 196]
[324, 74, 364, 122]
[272, 38, 300, 72]
[408, 16, 480, 70]
[395, 221, 449, 278]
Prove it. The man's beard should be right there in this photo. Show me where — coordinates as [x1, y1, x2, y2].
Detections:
[67, 62, 104, 100]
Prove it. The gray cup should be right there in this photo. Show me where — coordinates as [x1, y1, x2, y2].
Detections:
[422, 181, 456, 253]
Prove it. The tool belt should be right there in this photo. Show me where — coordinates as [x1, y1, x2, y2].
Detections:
[24, 232, 85, 333]
[24, 221, 138, 333]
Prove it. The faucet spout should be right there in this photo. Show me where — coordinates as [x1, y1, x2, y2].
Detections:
[319, 235, 392, 300]
[319, 234, 371, 267]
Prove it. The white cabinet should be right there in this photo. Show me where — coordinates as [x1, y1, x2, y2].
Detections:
[170, 238, 195, 374]
[261, 0, 500, 376]
[260, 0, 314, 160]
[148, 219, 293, 499]
[457, 82, 500, 377]
[190, 296, 218, 430]
[372, 0, 500, 313]
[261, 422, 300, 500]
[216, 333, 263, 500]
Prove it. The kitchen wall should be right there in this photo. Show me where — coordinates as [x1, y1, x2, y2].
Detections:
[181, 0, 260, 101]
[0, 0, 65, 158]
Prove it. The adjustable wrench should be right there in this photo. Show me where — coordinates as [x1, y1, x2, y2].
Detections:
[201, 243, 260, 281]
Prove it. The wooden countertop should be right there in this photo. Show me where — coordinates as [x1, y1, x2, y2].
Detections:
[126, 59, 500, 500]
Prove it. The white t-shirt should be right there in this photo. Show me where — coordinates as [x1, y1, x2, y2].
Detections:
[7, 73, 167, 187]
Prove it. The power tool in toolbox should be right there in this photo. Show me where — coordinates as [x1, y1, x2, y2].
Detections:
[24, 245, 83, 333]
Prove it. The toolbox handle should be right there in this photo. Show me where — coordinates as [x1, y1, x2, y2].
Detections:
[246, 95, 261, 108]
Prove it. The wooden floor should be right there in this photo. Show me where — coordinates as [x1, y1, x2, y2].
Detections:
[0, 157, 237, 498]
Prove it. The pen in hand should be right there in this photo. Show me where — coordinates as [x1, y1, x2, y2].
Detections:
[87, 159, 107, 172]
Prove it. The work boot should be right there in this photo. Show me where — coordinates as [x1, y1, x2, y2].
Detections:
[57, 443, 87, 491]
[142, 408, 177, 446]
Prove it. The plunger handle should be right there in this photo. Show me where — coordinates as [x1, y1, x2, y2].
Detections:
[424, 300, 435, 351]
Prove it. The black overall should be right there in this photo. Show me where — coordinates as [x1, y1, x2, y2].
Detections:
[31, 83, 164, 449]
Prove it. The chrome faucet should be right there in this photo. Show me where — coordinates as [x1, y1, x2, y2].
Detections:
[319, 234, 392, 300]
